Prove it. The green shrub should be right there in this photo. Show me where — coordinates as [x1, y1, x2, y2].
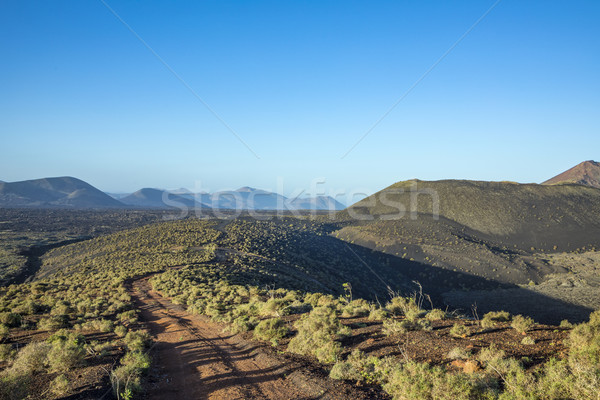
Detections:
[114, 325, 128, 337]
[111, 364, 142, 399]
[521, 336, 535, 345]
[78, 318, 114, 332]
[330, 360, 361, 381]
[37, 315, 69, 331]
[511, 315, 535, 334]
[47, 337, 86, 372]
[449, 323, 470, 338]
[481, 310, 511, 329]
[121, 351, 151, 372]
[386, 296, 422, 317]
[123, 330, 151, 352]
[228, 315, 258, 334]
[340, 299, 370, 318]
[0, 313, 21, 328]
[382, 319, 414, 336]
[567, 310, 600, 399]
[10, 342, 51, 373]
[118, 310, 138, 325]
[425, 309, 446, 321]
[0, 344, 16, 362]
[447, 347, 471, 360]
[50, 374, 70, 397]
[382, 360, 480, 400]
[0, 324, 9, 341]
[559, 319, 573, 329]
[0, 370, 30, 400]
[368, 307, 388, 321]
[253, 318, 288, 345]
[288, 306, 350, 364]
[331, 349, 390, 384]
[259, 298, 291, 317]
[536, 358, 573, 399]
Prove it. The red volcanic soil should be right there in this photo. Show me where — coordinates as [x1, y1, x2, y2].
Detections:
[543, 160, 600, 188]
[130, 276, 388, 400]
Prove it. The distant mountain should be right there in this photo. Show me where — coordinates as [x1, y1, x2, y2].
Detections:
[288, 195, 345, 210]
[114, 186, 345, 210]
[543, 160, 600, 188]
[0, 177, 124, 208]
[199, 187, 287, 210]
[120, 188, 207, 209]
[107, 193, 131, 200]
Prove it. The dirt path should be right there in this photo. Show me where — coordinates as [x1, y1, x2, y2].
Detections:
[130, 276, 387, 400]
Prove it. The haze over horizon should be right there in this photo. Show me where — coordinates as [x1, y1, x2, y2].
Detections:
[1, 1, 599, 194]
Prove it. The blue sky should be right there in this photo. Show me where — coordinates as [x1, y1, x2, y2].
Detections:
[1, 1, 599, 198]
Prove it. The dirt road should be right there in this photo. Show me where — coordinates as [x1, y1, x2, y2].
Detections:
[130, 276, 387, 400]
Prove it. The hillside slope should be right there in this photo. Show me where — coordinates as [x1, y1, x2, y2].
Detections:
[543, 160, 600, 188]
[0, 177, 124, 208]
[342, 179, 600, 252]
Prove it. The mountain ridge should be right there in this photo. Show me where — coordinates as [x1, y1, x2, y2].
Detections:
[0, 177, 124, 208]
[543, 160, 600, 188]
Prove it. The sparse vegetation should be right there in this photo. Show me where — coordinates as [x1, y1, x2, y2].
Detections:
[253, 318, 288, 345]
[449, 323, 470, 338]
[511, 314, 535, 334]
[1, 209, 599, 399]
[288, 306, 350, 364]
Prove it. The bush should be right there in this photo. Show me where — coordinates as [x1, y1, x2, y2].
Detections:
[10, 342, 50, 373]
[0, 344, 16, 362]
[481, 310, 511, 329]
[330, 360, 361, 381]
[118, 310, 138, 325]
[253, 318, 288, 345]
[386, 297, 422, 318]
[111, 364, 142, 399]
[228, 315, 258, 334]
[511, 315, 535, 335]
[288, 306, 350, 364]
[78, 318, 114, 332]
[110, 350, 151, 399]
[447, 347, 471, 360]
[560, 319, 573, 329]
[50, 374, 70, 396]
[521, 336, 535, 345]
[123, 330, 151, 352]
[259, 298, 291, 317]
[567, 310, 600, 399]
[0, 324, 9, 341]
[37, 315, 69, 331]
[340, 299, 370, 318]
[121, 351, 151, 371]
[368, 307, 388, 321]
[0, 370, 30, 400]
[47, 335, 86, 372]
[114, 325, 128, 337]
[449, 323, 470, 338]
[0, 313, 21, 328]
[382, 319, 414, 336]
[425, 309, 446, 321]
[382, 360, 480, 400]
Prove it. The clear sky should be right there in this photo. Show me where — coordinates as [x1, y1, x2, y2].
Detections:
[1, 1, 599, 199]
